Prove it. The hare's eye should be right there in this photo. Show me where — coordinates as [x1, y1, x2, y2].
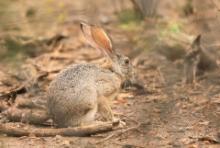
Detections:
[124, 59, 129, 65]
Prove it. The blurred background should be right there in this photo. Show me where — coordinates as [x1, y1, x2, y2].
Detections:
[1, 1, 220, 147]
[1, 0, 220, 70]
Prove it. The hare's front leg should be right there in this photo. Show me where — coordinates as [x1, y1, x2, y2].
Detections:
[98, 96, 114, 121]
[98, 96, 126, 127]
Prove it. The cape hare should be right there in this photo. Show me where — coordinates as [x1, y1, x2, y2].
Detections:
[47, 22, 134, 127]
[184, 35, 218, 84]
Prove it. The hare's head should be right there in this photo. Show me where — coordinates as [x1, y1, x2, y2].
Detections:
[184, 35, 202, 63]
[80, 22, 134, 81]
[191, 34, 202, 52]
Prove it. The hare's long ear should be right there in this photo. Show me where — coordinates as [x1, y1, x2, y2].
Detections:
[192, 34, 201, 48]
[80, 22, 114, 58]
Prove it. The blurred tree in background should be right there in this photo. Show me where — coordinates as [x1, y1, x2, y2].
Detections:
[0, 0, 220, 67]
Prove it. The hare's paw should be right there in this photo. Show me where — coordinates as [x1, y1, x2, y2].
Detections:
[112, 117, 126, 128]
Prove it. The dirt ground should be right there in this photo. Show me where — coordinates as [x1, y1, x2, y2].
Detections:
[0, 0, 220, 148]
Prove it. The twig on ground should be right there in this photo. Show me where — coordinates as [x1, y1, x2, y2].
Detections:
[113, 142, 146, 148]
[0, 85, 26, 102]
[95, 123, 142, 144]
[0, 121, 119, 137]
[3, 107, 49, 125]
[189, 135, 220, 144]
[16, 99, 45, 110]
[119, 114, 145, 134]
[30, 62, 61, 74]
[35, 71, 49, 81]
[118, 114, 139, 125]
[0, 72, 48, 102]
[0, 67, 48, 103]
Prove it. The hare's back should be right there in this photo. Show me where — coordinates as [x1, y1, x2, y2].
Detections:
[47, 64, 99, 112]
[50, 64, 99, 89]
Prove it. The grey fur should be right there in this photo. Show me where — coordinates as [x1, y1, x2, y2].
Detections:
[48, 54, 132, 127]
[47, 23, 133, 127]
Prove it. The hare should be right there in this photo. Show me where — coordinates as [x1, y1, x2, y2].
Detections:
[47, 22, 134, 127]
[184, 35, 218, 84]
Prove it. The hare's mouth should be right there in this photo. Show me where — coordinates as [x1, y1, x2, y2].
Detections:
[121, 79, 145, 91]
[121, 79, 132, 89]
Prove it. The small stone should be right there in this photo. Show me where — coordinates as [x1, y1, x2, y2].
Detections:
[55, 135, 63, 143]
[55, 135, 62, 139]
[62, 140, 71, 148]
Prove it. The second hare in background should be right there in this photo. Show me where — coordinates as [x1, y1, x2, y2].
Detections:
[184, 35, 218, 84]
[47, 22, 134, 127]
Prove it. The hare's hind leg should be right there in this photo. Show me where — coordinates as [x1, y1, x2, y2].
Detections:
[68, 104, 98, 127]
[79, 103, 98, 126]
[68, 87, 98, 127]
[67, 105, 97, 127]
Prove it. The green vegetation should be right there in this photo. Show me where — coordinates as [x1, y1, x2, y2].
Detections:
[0, 38, 27, 66]
[118, 9, 143, 31]
[26, 7, 37, 18]
[0, 36, 41, 68]
[159, 21, 182, 38]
